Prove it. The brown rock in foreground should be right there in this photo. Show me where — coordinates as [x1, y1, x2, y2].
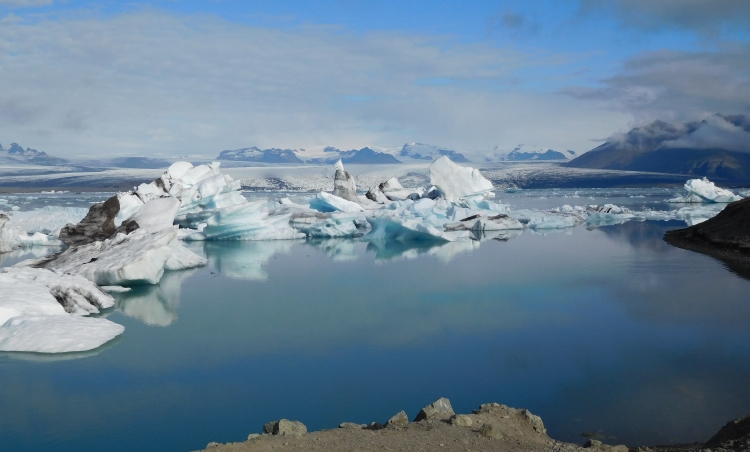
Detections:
[665, 197, 750, 278]
[198, 400, 601, 452]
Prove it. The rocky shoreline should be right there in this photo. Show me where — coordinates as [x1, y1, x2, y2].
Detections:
[665, 197, 750, 279]
[196, 398, 750, 452]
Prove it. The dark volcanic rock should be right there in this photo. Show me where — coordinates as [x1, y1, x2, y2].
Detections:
[58, 195, 120, 246]
[704, 414, 750, 451]
[665, 197, 750, 278]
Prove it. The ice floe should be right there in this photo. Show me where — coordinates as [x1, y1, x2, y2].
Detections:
[0, 267, 122, 353]
[668, 178, 743, 203]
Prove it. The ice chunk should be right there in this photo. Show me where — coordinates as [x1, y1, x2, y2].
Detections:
[0, 267, 121, 354]
[445, 214, 524, 232]
[187, 201, 304, 241]
[0, 316, 124, 353]
[586, 204, 635, 227]
[40, 228, 177, 286]
[668, 178, 743, 203]
[123, 197, 180, 231]
[164, 239, 208, 270]
[428, 156, 493, 201]
[509, 209, 586, 229]
[332, 160, 359, 203]
[365, 217, 452, 242]
[309, 191, 365, 213]
[115, 193, 145, 226]
[293, 212, 365, 237]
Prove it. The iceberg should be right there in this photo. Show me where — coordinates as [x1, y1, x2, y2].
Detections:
[509, 209, 586, 230]
[668, 178, 743, 203]
[39, 228, 178, 286]
[0, 267, 123, 353]
[0, 316, 124, 353]
[185, 201, 304, 241]
[428, 156, 494, 202]
[309, 191, 365, 213]
[331, 159, 359, 203]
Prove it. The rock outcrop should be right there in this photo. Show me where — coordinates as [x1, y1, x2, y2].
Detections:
[665, 197, 750, 278]
[414, 397, 455, 422]
[58, 195, 120, 247]
[704, 414, 750, 451]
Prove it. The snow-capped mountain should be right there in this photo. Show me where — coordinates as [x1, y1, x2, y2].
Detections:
[0, 142, 67, 166]
[217, 147, 304, 164]
[504, 146, 575, 161]
[565, 114, 750, 182]
[305, 147, 401, 164]
[399, 142, 469, 162]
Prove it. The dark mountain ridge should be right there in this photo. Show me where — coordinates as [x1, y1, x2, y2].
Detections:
[0, 142, 68, 166]
[565, 114, 750, 182]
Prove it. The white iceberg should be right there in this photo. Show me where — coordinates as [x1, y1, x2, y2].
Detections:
[668, 178, 743, 203]
[39, 228, 178, 286]
[309, 191, 365, 213]
[428, 156, 494, 202]
[509, 209, 586, 230]
[0, 316, 124, 353]
[185, 201, 304, 241]
[0, 267, 123, 353]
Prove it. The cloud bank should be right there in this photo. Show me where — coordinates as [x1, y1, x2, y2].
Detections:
[0, 10, 629, 158]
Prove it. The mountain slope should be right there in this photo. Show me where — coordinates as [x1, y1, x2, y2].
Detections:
[306, 147, 401, 164]
[399, 142, 469, 162]
[565, 115, 750, 182]
[0, 142, 67, 166]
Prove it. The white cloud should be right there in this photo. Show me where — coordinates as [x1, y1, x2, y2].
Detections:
[564, 47, 750, 126]
[0, 0, 52, 7]
[0, 10, 628, 158]
[664, 115, 750, 153]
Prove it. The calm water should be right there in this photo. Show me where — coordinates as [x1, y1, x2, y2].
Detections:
[1, 192, 750, 451]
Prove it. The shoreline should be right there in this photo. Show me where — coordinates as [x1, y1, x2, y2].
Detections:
[196, 397, 747, 452]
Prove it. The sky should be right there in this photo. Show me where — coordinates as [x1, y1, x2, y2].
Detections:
[0, 0, 749, 159]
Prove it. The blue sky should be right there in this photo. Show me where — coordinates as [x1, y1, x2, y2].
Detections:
[1, 0, 749, 158]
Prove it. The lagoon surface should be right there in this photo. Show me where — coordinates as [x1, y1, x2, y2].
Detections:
[1, 191, 750, 451]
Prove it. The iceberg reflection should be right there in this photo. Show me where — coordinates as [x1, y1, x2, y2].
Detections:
[201, 240, 297, 281]
[113, 269, 196, 326]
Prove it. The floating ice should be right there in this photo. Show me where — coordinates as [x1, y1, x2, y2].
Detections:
[586, 204, 635, 227]
[39, 228, 178, 286]
[428, 156, 494, 202]
[509, 209, 586, 230]
[185, 201, 304, 241]
[309, 191, 365, 213]
[0, 267, 122, 353]
[668, 178, 743, 203]
[0, 316, 124, 353]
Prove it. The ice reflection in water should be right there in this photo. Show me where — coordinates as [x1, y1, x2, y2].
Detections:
[0, 220, 749, 452]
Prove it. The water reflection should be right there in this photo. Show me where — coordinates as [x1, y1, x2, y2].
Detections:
[306, 239, 358, 261]
[112, 270, 196, 326]
[201, 240, 296, 281]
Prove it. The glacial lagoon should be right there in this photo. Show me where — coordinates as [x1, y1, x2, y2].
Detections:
[1, 190, 750, 451]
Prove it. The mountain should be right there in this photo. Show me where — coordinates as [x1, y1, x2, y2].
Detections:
[217, 147, 304, 164]
[399, 142, 469, 162]
[505, 147, 574, 161]
[307, 147, 401, 164]
[0, 142, 67, 166]
[564, 114, 750, 182]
